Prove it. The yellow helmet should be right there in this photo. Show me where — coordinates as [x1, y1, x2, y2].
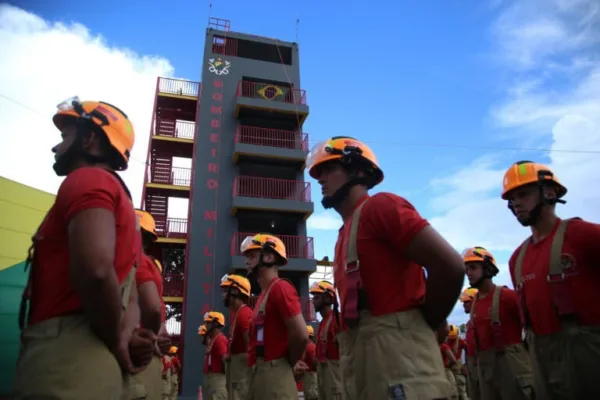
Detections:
[448, 324, 459, 339]
[460, 288, 478, 302]
[240, 233, 287, 265]
[220, 274, 251, 297]
[307, 325, 314, 337]
[204, 311, 225, 326]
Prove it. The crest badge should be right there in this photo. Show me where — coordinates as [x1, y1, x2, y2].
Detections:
[208, 57, 231, 76]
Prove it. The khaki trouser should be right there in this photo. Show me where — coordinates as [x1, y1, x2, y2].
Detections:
[477, 343, 533, 400]
[527, 325, 600, 400]
[205, 373, 227, 400]
[451, 364, 469, 400]
[247, 358, 297, 400]
[162, 373, 171, 399]
[302, 371, 318, 400]
[337, 309, 452, 400]
[226, 353, 249, 400]
[317, 360, 342, 400]
[467, 356, 480, 400]
[169, 373, 178, 400]
[130, 355, 163, 399]
[445, 368, 459, 399]
[12, 314, 129, 399]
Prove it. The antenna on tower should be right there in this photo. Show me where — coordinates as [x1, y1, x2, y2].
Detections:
[296, 15, 300, 43]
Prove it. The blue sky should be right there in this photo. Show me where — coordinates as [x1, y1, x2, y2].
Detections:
[2, 0, 600, 325]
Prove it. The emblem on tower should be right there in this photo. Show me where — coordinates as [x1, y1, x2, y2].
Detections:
[208, 57, 231, 76]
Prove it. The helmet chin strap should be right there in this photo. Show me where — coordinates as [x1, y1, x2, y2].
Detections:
[508, 184, 566, 227]
[53, 120, 106, 176]
[322, 176, 371, 210]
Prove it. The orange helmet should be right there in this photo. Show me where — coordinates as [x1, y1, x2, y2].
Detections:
[198, 324, 207, 336]
[53, 96, 134, 171]
[447, 324, 459, 339]
[309, 280, 335, 297]
[169, 346, 178, 354]
[220, 274, 251, 297]
[307, 325, 314, 337]
[462, 246, 499, 277]
[152, 258, 163, 273]
[502, 161, 567, 200]
[135, 209, 158, 241]
[306, 137, 383, 187]
[240, 233, 287, 265]
[204, 311, 225, 326]
[460, 287, 478, 303]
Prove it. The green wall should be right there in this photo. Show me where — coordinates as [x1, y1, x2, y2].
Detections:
[0, 177, 55, 394]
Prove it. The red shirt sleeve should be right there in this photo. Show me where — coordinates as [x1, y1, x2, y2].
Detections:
[570, 219, 600, 267]
[56, 167, 122, 223]
[237, 305, 253, 331]
[136, 255, 155, 285]
[363, 193, 429, 251]
[271, 280, 301, 319]
[213, 334, 228, 357]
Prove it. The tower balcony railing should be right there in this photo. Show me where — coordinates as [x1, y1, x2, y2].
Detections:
[154, 216, 188, 239]
[231, 232, 314, 259]
[163, 273, 185, 297]
[153, 118, 196, 140]
[236, 81, 307, 105]
[148, 164, 192, 187]
[158, 77, 200, 98]
[233, 176, 311, 202]
[235, 125, 308, 150]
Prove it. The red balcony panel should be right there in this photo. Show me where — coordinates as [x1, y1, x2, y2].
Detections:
[212, 36, 238, 56]
[163, 273, 185, 297]
[154, 216, 188, 238]
[236, 81, 306, 105]
[235, 125, 308, 150]
[158, 77, 200, 98]
[231, 232, 314, 259]
[154, 119, 195, 140]
[149, 164, 191, 187]
[233, 176, 311, 202]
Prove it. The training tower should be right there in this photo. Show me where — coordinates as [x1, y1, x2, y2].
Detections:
[140, 17, 316, 398]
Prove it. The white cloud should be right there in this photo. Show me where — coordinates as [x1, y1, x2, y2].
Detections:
[307, 211, 342, 231]
[431, 0, 600, 326]
[0, 5, 177, 207]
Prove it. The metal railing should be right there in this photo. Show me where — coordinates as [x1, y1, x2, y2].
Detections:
[154, 217, 188, 238]
[158, 77, 200, 98]
[148, 165, 192, 187]
[231, 232, 314, 259]
[236, 81, 306, 105]
[235, 125, 308, 150]
[233, 176, 311, 202]
[154, 119, 195, 140]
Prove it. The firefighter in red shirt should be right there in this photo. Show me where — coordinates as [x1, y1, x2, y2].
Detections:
[203, 311, 228, 400]
[12, 97, 155, 399]
[219, 274, 252, 400]
[463, 246, 533, 399]
[460, 287, 480, 400]
[301, 325, 319, 400]
[241, 233, 308, 400]
[309, 280, 342, 399]
[168, 346, 181, 400]
[446, 324, 469, 400]
[306, 137, 464, 399]
[131, 209, 170, 400]
[438, 323, 459, 399]
[503, 161, 600, 399]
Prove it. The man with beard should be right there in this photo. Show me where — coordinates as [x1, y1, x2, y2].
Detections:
[241, 233, 308, 400]
[463, 246, 533, 400]
[308, 280, 342, 399]
[503, 161, 600, 399]
[219, 274, 252, 400]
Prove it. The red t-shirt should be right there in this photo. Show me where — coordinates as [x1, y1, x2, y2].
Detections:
[28, 167, 139, 325]
[136, 254, 166, 322]
[170, 356, 181, 376]
[228, 304, 253, 355]
[447, 337, 467, 361]
[440, 343, 451, 367]
[303, 341, 317, 372]
[207, 333, 228, 374]
[316, 310, 340, 361]
[248, 278, 302, 366]
[509, 218, 600, 336]
[465, 320, 476, 357]
[203, 352, 209, 374]
[162, 356, 172, 376]
[333, 193, 429, 331]
[471, 286, 523, 352]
